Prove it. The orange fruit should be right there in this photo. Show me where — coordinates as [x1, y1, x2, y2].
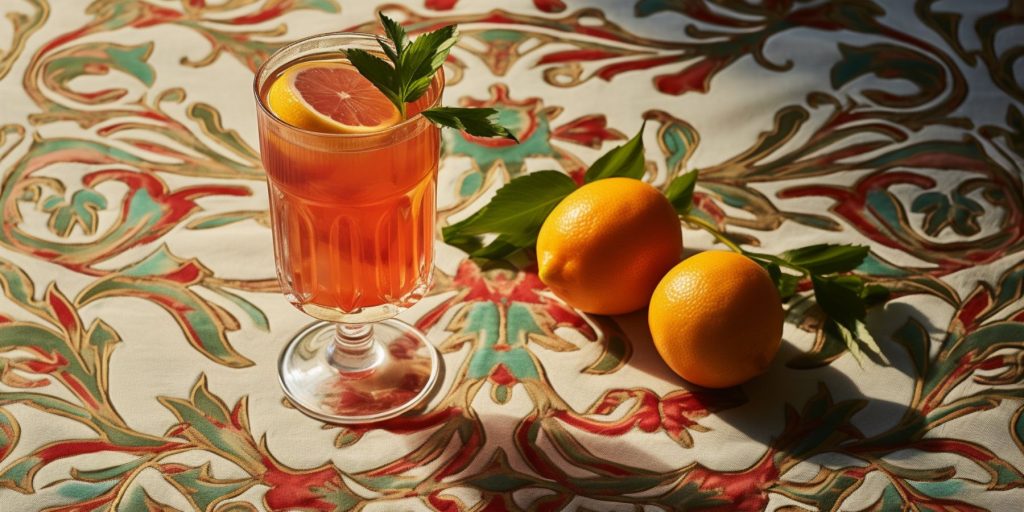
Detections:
[536, 177, 683, 315]
[648, 251, 783, 388]
[266, 61, 400, 134]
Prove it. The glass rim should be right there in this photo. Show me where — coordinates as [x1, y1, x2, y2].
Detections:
[252, 31, 444, 140]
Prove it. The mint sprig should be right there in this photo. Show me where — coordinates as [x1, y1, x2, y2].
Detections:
[347, 13, 517, 141]
[422, 107, 519, 142]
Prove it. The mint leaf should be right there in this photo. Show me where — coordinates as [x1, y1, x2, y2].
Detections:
[781, 244, 869, 274]
[400, 24, 457, 102]
[378, 13, 407, 58]
[348, 14, 516, 140]
[422, 107, 519, 141]
[345, 49, 401, 106]
[665, 169, 698, 214]
[442, 170, 575, 249]
[584, 123, 646, 182]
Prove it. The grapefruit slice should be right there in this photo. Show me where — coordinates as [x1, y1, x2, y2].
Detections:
[266, 61, 401, 134]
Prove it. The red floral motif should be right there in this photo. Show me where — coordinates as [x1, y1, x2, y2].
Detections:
[488, 363, 517, 386]
[321, 374, 426, 417]
[261, 461, 345, 511]
[425, 0, 458, 10]
[1, 347, 68, 388]
[419, 260, 595, 341]
[426, 0, 565, 12]
[654, 56, 730, 95]
[550, 113, 625, 149]
[679, 453, 781, 511]
[553, 387, 746, 447]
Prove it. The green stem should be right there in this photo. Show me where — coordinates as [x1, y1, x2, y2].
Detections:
[397, 100, 407, 120]
[682, 214, 809, 276]
[682, 214, 744, 253]
[746, 251, 811, 277]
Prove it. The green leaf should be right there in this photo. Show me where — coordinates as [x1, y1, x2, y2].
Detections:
[830, 274, 865, 294]
[442, 170, 575, 247]
[812, 275, 866, 325]
[755, 260, 799, 299]
[861, 283, 889, 305]
[781, 244, 869, 274]
[471, 235, 523, 260]
[422, 107, 519, 141]
[400, 24, 457, 102]
[378, 13, 407, 57]
[812, 275, 888, 365]
[443, 230, 484, 255]
[345, 48, 401, 106]
[762, 261, 782, 285]
[584, 123, 646, 182]
[665, 170, 698, 214]
[778, 274, 801, 299]
[787, 311, 850, 369]
[349, 14, 516, 140]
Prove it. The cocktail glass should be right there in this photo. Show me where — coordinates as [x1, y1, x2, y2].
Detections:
[253, 33, 442, 423]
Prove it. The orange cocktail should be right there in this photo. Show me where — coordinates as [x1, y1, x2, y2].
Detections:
[254, 33, 442, 424]
[258, 61, 440, 319]
[257, 59, 441, 321]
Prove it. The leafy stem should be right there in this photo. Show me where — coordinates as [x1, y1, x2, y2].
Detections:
[443, 123, 889, 367]
[681, 214, 744, 254]
[347, 13, 518, 140]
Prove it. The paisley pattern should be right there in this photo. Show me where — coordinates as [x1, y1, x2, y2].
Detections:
[1, 0, 1023, 510]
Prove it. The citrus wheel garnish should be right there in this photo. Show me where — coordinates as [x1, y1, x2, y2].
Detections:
[266, 61, 401, 134]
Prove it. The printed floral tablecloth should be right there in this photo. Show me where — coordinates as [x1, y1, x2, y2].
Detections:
[1, 0, 1023, 510]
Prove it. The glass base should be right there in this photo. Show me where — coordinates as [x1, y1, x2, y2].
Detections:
[278, 318, 440, 424]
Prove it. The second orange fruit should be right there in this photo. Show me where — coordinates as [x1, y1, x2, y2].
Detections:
[536, 177, 682, 315]
[648, 251, 784, 388]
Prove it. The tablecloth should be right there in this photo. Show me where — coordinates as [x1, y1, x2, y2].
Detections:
[1, 0, 1023, 510]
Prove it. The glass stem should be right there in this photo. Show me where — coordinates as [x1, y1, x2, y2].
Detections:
[327, 323, 381, 372]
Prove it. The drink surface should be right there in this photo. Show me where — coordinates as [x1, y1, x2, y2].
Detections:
[257, 55, 440, 317]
